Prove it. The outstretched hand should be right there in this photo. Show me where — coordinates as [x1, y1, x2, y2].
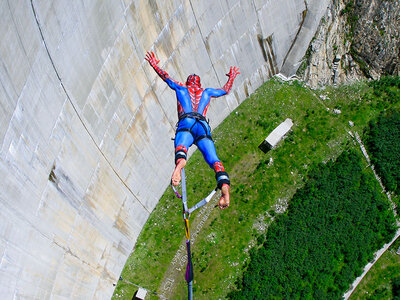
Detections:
[226, 66, 240, 78]
[145, 51, 160, 65]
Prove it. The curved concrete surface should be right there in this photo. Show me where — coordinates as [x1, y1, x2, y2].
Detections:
[0, 0, 329, 298]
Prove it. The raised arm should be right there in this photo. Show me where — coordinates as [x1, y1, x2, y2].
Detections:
[145, 51, 182, 90]
[205, 66, 240, 98]
[222, 66, 240, 94]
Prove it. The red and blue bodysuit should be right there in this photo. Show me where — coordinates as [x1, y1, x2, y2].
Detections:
[146, 51, 239, 189]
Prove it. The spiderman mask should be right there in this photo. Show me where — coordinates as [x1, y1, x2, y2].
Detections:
[186, 74, 201, 88]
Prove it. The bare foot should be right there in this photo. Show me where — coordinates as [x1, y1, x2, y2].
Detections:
[171, 158, 186, 186]
[218, 184, 230, 209]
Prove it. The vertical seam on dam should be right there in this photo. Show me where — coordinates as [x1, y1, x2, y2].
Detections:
[251, 0, 262, 34]
[281, 0, 308, 70]
[188, 0, 222, 87]
[4, 0, 26, 98]
[30, 0, 151, 214]
[124, 20, 177, 132]
[119, 1, 178, 131]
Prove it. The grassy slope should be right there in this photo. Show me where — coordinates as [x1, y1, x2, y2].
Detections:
[112, 78, 398, 299]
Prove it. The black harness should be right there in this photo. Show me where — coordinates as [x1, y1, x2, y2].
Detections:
[176, 112, 213, 145]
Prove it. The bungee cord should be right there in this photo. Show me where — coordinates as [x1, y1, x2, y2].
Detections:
[171, 168, 218, 300]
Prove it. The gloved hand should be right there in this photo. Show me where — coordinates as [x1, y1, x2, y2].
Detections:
[226, 66, 240, 78]
[145, 51, 160, 66]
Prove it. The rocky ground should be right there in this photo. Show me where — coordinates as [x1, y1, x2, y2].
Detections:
[299, 0, 400, 88]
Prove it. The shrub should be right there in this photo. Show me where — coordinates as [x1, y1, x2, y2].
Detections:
[364, 109, 400, 195]
[228, 150, 396, 299]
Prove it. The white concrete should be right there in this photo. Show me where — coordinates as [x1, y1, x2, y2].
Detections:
[0, 0, 328, 298]
[135, 287, 147, 299]
[266, 118, 294, 148]
[259, 118, 293, 152]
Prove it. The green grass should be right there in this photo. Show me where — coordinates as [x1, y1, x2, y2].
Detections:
[112, 78, 400, 300]
[350, 236, 400, 300]
[228, 149, 397, 299]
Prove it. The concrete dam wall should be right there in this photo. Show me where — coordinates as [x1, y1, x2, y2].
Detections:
[0, 0, 329, 298]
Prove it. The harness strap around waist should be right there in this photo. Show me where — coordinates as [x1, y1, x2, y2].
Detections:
[178, 112, 207, 122]
[176, 112, 213, 145]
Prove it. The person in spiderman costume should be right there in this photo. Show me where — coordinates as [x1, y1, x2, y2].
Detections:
[145, 51, 240, 209]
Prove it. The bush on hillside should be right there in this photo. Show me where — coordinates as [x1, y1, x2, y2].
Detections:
[364, 109, 400, 196]
[228, 150, 396, 300]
